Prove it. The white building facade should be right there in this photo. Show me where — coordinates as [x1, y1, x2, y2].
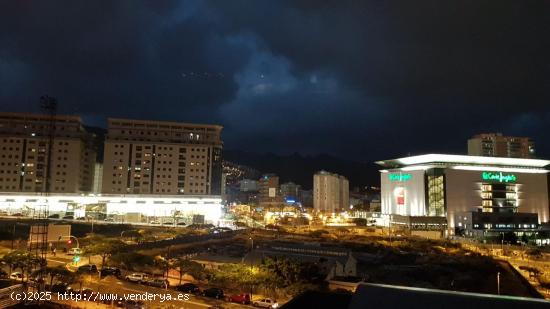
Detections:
[314, 171, 349, 213]
[0, 193, 222, 224]
[377, 154, 550, 235]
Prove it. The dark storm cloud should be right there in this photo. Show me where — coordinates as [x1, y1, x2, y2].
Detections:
[1, 1, 550, 160]
[0, 1, 247, 120]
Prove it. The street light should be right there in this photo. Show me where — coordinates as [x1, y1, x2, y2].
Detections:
[497, 272, 501, 295]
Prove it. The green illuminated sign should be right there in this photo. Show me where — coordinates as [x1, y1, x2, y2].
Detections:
[73, 255, 80, 263]
[482, 171, 517, 183]
[388, 173, 412, 182]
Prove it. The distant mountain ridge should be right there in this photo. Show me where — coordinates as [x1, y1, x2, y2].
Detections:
[223, 150, 379, 190]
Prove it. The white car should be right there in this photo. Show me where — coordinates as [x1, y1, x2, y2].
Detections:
[67, 248, 82, 255]
[10, 272, 24, 281]
[125, 273, 149, 283]
[253, 298, 279, 308]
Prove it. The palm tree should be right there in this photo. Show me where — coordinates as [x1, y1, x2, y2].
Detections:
[154, 256, 170, 278]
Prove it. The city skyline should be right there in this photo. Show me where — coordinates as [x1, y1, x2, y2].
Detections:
[2, 1, 550, 162]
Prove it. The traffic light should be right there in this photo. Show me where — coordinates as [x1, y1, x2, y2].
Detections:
[73, 255, 80, 263]
[67, 239, 72, 245]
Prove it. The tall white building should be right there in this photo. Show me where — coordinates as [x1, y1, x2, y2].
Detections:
[101, 118, 223, 195]
[313, 171, 349, 213]
[0, 112, 96, 193]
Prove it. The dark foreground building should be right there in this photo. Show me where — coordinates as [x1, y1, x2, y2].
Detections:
[282, 283, 549, 309]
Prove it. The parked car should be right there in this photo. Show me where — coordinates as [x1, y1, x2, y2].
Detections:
[10, 272, 24, 281]
[176, 222, 186, 226]
[100, 267, 121, 278]
[77, 264, 98, 273]
[79, 288, 94, 298]
[48, 214, 60, 219]
[67, 247, 82, 255]
[149, 221, 160, 225]
[125, 299, 146, 309]
[62, 215, 74, 220]
[177, 283, 200, 294]
[125, 273, 149, 283]
[0, 269, 8, 278]
[162, 221, 174, 225]
[145, 278, 169, 288]
[203, 288, 224, 299]
[253, 298, 279, 308]
[104, 217, 115, 222]
[51, 283, 73, 293]
[228, 293, 250, 304]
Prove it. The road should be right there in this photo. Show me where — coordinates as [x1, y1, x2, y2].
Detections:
[1, 253, 251, 309]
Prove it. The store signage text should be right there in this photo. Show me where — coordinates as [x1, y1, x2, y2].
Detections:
[389, 173, 412, 182]
[482, 171, 517, 183]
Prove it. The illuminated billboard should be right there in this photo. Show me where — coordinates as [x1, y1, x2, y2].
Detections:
[394, 187, 405, 206]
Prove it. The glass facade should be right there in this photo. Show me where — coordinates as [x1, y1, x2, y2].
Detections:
[480, 183, 517, 213]
[426, 169, 445, 216]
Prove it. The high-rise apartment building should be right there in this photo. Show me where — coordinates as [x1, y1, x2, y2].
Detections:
[468, 133, 535, 158]
[280, 181, 301, 201]
[313, 171, 349, 213]
[101, 118, 223, 195]
[240, 179, 258, 192]
[258, 174, 279, 203]
[0, 112, 96, 193]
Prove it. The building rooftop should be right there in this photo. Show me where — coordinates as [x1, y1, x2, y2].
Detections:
[376, 154, 550, 170]
[108, 117, 223, 130]
[348, 283, 548, 309]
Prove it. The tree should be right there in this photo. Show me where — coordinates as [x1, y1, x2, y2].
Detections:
[109, 252, 155, 271]
[262, 257, 324, 295]
[154, 256, 170, 278]
[2, 250, 19, 275]
[172, 258, 207, 284]
[84, 236, 127, 269]
[209, 263, 267, 293]
[2, 250, 44, 282]
[42, 265, 76, 288]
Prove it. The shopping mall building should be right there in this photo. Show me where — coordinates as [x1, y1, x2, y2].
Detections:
[0, 193, 222, 225]
[376, 154, 550, 237]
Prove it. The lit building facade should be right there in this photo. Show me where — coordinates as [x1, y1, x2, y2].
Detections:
[376, 154, 550, 235]
[314, 171, 349, 213]
[102, 118, 223, 195]
[239, 179, 258, 192]
[468, 133, 535, 158]
[258, 174, 280, 204]
[280, 181, 302, 202]
[0, 112, 96, 193]
[0, 193, 222, 224]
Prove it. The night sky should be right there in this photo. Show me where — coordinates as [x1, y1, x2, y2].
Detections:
[1, 1, 550, 162]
